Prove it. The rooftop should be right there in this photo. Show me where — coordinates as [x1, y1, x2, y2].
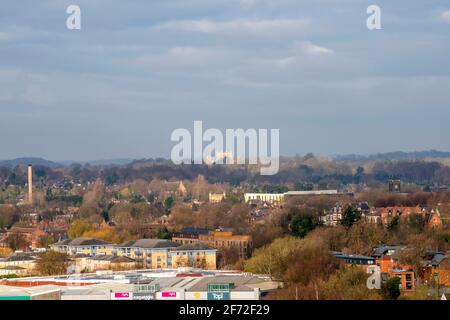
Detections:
[171, 243, 215, 251]
[178, 228, 209, 235]
[89, 255, 135, 263]
[52, 237, 111, 247]
[3, 253, 37, 262]
[116, 239, 180, 249]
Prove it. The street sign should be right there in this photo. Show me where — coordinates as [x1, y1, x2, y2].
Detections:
[111, 292, 133, 300]
[161, 291, 178, 298]
[133, 292, 156, 300]
[207, 292, 230, 300]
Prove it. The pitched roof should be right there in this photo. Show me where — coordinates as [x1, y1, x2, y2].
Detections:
[51, 239, 71, 246]
[179, 228, 209, 235]
[4, 253, 37, 262]
[0, 265, 26, 270]
[422, 251, 447, 266]
[52, 237, 111, 247]
[89, 255, 135, 263]
[372, 245, 403, 257]
[171, 243, 215, 251]
[116, 239, 180, 249]
[71, 253, 90, 258]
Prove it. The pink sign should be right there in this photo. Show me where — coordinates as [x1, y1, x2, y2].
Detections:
[114, 292, 131, 299]
[161, 291, 178, 298]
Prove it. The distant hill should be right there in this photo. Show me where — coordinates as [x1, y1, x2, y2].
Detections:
[333, 150, 450, 162]
[0, 157, 62, 168]
[60, 158, 135, 166]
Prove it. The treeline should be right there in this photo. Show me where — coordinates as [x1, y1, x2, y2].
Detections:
[1, 157, 450, 188]
[372, 161, 450, 185]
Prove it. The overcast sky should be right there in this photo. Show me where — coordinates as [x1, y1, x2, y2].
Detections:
[0, 0, 449, 161]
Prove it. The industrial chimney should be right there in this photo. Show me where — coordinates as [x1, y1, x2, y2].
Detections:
[28, 164, 33, 204]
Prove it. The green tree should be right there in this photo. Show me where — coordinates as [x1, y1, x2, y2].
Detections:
[156, 226, 171, 239]
[164, 196, 175, 211]
[105, 172, 119, 186]
[147, 192, 155, 204]
[68, 219, 93, 239]
[130, 194, 145, 204]
[293, 182, 313, 191]
[101, 209, 110, 222]
[354, 166, 364, 183]
[340, 207, 361, 228]
[382, 276, 401, 300]
[35, 251, 68, 276]
[387, 216, 399, 232]
[290, 214, 315, 238]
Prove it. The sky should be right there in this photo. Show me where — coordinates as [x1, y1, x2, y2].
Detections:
[0, 0, 449, 161]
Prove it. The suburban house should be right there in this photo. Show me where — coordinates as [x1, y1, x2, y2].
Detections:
[50, 238, 114, 256]
[170, 243, 217, 270]
[50, 237, 218, 271]
[0, 252, 37, 276]
[114, 239, 180, 269]
[172, 229, 253, 259]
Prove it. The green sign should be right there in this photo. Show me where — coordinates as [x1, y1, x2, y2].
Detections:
[207, 283, 235, 292]
[0, 296, 30, 300]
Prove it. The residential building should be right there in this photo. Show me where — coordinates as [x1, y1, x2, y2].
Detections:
[244, 190, 353, 205]
[421, 252, 450, 287]
[198, 231, 252, 259]
[172, 228, 209, 245]
[173, 229, 253, 259]
[50, 237, 113, 256]
[0, 252, 37, 276]
[378, 206, 425, 225]
[388, 179, 401, 193]
[4, 226, 47, 250]
[114, 239, 180, 269]
[363, 210, 382, 224]
[84, 255, 136, 272]
[51, 237, 218, 271]
[320, 204, 343, 227]
[244, 193, 284, 204]
[372, 245, 404, 259]
[114, 239, 218, 270]
[332, 252, 377, 272]
[427, 210, 443, 229]
[334, 250, 416, 291]
[209, 192, 226, 203]
[170, 243, 217, 270]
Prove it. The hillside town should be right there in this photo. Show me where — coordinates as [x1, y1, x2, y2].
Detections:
[0, 158, 449, 300]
